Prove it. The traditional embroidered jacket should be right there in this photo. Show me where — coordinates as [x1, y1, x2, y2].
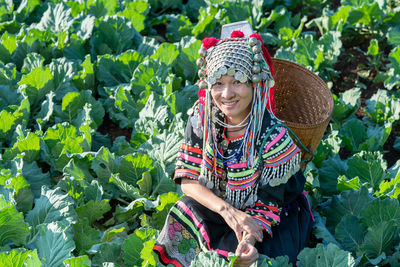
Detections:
[174, 103, 301, 236]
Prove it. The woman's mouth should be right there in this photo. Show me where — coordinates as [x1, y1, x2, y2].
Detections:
[222, 100, 238, 107]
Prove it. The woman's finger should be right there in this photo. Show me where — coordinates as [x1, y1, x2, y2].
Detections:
[242, 223, 263, 242]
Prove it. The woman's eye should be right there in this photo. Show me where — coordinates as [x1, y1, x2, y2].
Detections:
[233, 80, 241, 85]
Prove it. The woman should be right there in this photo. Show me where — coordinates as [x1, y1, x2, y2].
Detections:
[153, 29, 313, 266]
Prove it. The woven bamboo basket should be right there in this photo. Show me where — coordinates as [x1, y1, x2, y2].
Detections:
[272, 58, 333, 166]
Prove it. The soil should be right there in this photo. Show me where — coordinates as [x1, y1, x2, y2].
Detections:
[98, 113, 132, 142]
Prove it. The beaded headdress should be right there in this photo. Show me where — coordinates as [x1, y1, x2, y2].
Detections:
[195, 29, 279, 202]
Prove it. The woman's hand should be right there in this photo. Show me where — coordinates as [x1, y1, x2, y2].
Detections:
[180, 178, 263, 243]
[234, 238, 259, 267]
[220, 206, 263, 243]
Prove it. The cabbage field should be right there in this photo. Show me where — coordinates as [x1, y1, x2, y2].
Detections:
[0, 0, 399, 266]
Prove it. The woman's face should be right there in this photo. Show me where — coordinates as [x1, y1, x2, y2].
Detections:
[211, 74, 253, 125]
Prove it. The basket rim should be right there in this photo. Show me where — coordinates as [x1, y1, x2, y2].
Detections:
[272, 58, 334, 128]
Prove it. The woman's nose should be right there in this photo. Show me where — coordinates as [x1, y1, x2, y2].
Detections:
[221, 84, 234, 99]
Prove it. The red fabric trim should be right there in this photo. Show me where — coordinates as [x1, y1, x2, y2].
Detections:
[254, 201, 280, 213]
[153, 245, 183, 267]
[181, 144, 203, 155]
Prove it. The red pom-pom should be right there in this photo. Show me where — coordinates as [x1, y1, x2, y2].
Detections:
[231, 30, 245, 38]
[202, 37, 219, 50]
[250, 33, 264, 45]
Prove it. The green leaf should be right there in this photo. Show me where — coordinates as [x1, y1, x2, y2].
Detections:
[76, 15, 95, 40]
[346, 152, 388, 190]
[152, 192, 181, 230]
[36, 3, 74, 34]
[118, 153, 153, 185]
[365, 89, 399, 123]
[324, 187, 373, 231]
[361, 198, 400, 227]
[87, 0, 117, 18]
[110, 136, 135, 156]
[102, 84, 138, 128]
[100, 224, 127, 244]
[3, 131, 40, 163]
[141, 239, 158, 266]
[332, 88, 361, 123]
[131, 59, 170, 96]
[90, 15, 141, 56]
[394, 137, 400, 152]
[138, 171, 152, 196]
[49, 57, 79, 101]
[190, 251, 229, 267]
[387, 25, 400, 46]
[96, 52, 139, 87]
[134, 93, 171, 135]
[114, 202, 143, 224]
[62, 156, 94, 183]
[318, 155, 347, 195]
[313, 129, 341, 168]
[139, 129, 183, 176]
[0, 169, 33, 213]
[109, 173, 142, 200]
[363, 221, 397, 259]
[72, 219, 101, 255]
[76, 199, 111, 225]
[18, 66, 53, 108]
[297, 243, 355, 267]
[63, 255, 91, 267]
[0, 249, 42, 267]
[337, 176, 361, 191]
[334, 215, 366, 253]
[340, 118, 367, 152]
[149, 163, 176, 197]
[175, 37, 202, 83]
[117, 1, 149, 32]
[121, 231, 145, 266]
[384, 47, 400, 90]
[367, 39, 379, 56]
[257, 254, 291, 267]
[192, 5, 223, 39]
[363, 122, 392, 151]
[29, 221, 75, 267]
[15, 160, 51, 199]
[43, 123, 91, 169]
[378, 171, 400, 199]
[88, 242, 122, 266]
[151, 43, 179, 66]
[312, 212, 341, 247]
[60, 90, 104, 128]
[21, 53, 44, 75]
[0, 202, 30, 246]
[72, 55, 94, 91]
[26, 187, 77, 237]
[35, 91, 55, 129]
[91, 147, 118, 185]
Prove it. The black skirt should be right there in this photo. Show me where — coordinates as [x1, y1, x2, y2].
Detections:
[153, 193, 313, 266]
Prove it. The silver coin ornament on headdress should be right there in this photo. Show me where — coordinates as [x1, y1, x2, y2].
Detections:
[197, 34, 273, 90]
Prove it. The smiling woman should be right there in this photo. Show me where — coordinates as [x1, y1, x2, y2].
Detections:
[153, 25, 313, 267]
